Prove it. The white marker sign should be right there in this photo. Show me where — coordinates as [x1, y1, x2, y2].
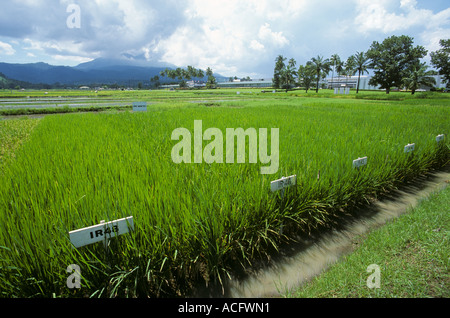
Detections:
[353, 157, 368, 169]
[133, 102, 147, 112]
[404, 143, 415, 153]
[69, 217, 134, 248]
[436, 134, 444, 143]
[271, 175, 297, 192]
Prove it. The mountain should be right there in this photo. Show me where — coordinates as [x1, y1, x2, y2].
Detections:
[0, 57, 226, 87]
[0, 59, 168, 86]
[75, 55, 176, 70]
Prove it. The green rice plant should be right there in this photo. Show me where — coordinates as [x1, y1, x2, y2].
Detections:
[0, 92, 448, 297]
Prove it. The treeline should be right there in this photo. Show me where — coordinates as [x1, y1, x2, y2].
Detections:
[274, 35, 450, 94]
[153, 65, 217, 89]
[0, 72, 49, 90]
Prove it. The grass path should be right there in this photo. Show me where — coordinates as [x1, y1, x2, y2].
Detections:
[285, 178, 449, 298]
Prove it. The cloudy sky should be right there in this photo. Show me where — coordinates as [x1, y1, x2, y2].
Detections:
[0, 0, 449, 78]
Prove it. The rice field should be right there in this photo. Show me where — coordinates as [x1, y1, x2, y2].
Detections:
[0, 89, 449, 298]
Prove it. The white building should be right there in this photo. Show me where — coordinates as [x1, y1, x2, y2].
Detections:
[326, 76, 379, 90]
[326, 75, 447, 91]
[216, 78, 273, 88]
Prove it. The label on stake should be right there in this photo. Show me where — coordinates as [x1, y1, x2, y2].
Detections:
[270, 175, 297, 192]
[404, 143, 415, 153]
[353, 157, 367, 169]
[69, 216, 134, 248]
[133, 102, 147, 112]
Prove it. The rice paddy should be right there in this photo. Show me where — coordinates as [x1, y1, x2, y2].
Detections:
[0, 89, 449, 298]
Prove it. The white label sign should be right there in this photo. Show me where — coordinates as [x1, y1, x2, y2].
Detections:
[271, 175, 297, 192]
[353, 157, 368, 169]
[436, 134, 444, 143]
[404, 143, 415, 153]
[69, 216, 134, 248]
[133, 102, 147, 112]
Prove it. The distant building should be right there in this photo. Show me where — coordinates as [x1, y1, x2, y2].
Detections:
[325, 75, 447, 91]
[216, 78, 273, 88]
[430, 75, 448, 90]
[159, 74, 447, 91]
[160, 84, 179, 89]
[326, 76, 379, 90]
[187, 80, 206, 88]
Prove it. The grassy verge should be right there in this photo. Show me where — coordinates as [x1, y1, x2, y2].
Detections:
[285, 182, 450, 298]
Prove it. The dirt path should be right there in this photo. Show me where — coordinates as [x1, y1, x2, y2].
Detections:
[226, 168, 450, 298]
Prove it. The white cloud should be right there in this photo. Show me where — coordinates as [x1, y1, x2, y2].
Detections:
[420, 28, 450, 58]
[258, 23, 289, 47]
[0, 41, 15, 55]
[51, 54, 93, 64]
[400, 0, 417, 10]
[250, 40, 265, 52]
[1, 0, 449, 77]
[155, 1, 294, 77]
[352, 0, 450, 63]
[354, 0, 449, 34]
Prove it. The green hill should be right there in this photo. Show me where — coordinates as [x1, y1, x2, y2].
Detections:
[0, 72, 50, 89]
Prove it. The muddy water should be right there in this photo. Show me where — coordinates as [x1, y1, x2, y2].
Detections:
[226, 168, 450, 298]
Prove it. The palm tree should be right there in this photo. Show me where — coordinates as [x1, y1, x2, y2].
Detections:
[273, 55, 286, 89]
[353, 51, 370, 93]
[288, 58, 296, 68]
[280, 61, 297, 92]
[298, 62, 316, 93]
[310, 55, 331, 93]
[402, 62, 436, 95]
[335, 60, 344, 86]
[330, 54, 341, 89]
[344, 56, 356, 89]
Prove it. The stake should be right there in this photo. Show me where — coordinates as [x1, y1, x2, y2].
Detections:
[100, 220, 109, 254]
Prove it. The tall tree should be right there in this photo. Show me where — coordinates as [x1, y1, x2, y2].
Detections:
[197, 69, 204, 79]
[330, 54, 341, 89]
[352, 51, 370, 93]
[430, 39, 450, 88]
[273, 55, 286, 89]
[335, 60, 344, 84]
[402, 62, 436, 94]
[366, 35, 427, 94]
[343, 56, 356, 89]
[280, 58, 297, 92]
[205, 67, 216, 89]
[310, 55, 331, 93]
[297, 62, 316, 93]
[150, 75, 160, 88]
